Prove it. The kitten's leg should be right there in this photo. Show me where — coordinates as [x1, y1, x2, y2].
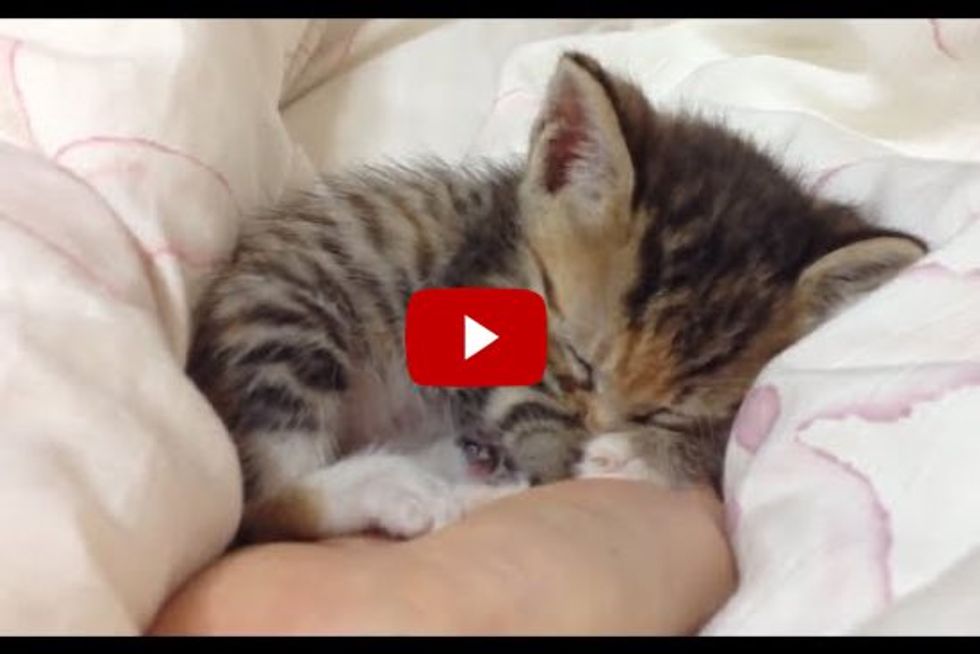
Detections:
[190, 290, 490, 542]
[242, 435, 532, 543]
[187, 266, 440, 543]
[241, 449, 466, 543]
[480, 385, 590, 485]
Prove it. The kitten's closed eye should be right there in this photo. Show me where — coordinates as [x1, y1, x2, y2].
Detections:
[561, 344, 594, 391]
[556, 375, 581, 394]
[628, 408, 669, 425]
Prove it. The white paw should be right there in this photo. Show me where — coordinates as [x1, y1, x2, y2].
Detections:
[575, 432, 665, 482]
[358, 465, 464, 539]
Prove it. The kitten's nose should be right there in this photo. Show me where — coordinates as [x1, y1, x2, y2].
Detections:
[584, 405, 616, 433]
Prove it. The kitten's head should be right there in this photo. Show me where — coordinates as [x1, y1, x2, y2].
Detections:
[519, 52, 926, 441]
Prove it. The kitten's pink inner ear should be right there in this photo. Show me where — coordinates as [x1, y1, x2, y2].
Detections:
[543, 80, 589, 194]
[527, 55, 634, 217]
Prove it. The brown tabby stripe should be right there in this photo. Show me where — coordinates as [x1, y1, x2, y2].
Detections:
[285, 292, 351, 350]
[232, 381, 313, 433]
[345, 191, 388, 253]
[240, 302, 349, 353]
[624, 223, 662, 324]
[496, 400, 580, 434]
[313, 233, 355, 269]
[673, 294, 775, 380]
[394, 269, 414, 307]
[238, 303, 318, 330]
[258, 259, 360, 332]
[446, 178, 471, 217]
[277, 246, 397, 333]
[278, 198, 340, 228]
[237, 341, 348, 392]
[375, 185, 437, 280]
[439, 195, 521, 286]
[346, 265, 400, 327]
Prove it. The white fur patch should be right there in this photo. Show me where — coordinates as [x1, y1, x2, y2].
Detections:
[291, 444, 529, 538]
[575, 432, 670, 484]
[295, 451, 465, 538]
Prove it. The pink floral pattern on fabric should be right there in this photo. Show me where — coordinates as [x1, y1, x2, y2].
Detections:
[732, 385, 781, 454]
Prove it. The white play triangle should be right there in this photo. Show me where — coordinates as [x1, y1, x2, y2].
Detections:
[464, 315, 499, 360]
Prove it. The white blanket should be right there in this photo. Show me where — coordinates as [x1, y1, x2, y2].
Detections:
[1, 18, 979, 634]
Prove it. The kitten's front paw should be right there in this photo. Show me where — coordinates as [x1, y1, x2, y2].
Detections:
[504, 429, 585, 484]
[575, 432, 668, 484]
[361, 468, 463, 539]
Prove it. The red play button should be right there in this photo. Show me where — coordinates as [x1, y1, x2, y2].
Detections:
[405, 288, 547, 387]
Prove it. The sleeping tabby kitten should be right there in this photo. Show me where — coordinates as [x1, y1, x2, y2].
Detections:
[187, 52, 926, 543]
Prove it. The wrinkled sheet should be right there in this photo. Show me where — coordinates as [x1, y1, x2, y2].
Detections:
[1, 18, 979, 634]
[0, 18, 324, 633]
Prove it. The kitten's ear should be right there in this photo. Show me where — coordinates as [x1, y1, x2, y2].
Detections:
[523, 52, 634, 221]
[795, 233, 926, 329]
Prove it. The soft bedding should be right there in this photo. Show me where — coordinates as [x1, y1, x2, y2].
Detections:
[1, 18, 979, 634]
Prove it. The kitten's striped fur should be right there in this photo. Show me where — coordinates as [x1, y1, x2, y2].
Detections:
[188, 52, 926, 542]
